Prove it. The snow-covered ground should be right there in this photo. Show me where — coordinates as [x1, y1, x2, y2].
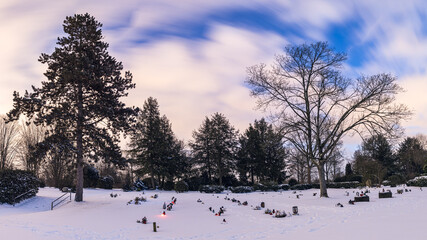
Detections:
[1, 186, 425, 239]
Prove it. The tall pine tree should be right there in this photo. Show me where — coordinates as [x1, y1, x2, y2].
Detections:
[7, 13, 136, 201]
[128, 97, 184, 189]
[237, 118, 287, 184]
[190, 113, 238, 186]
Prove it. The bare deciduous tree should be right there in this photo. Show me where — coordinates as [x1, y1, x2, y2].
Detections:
[17, 120, 45, 176]
[246, 42, 411, 197]
[0, 116, 18, 171]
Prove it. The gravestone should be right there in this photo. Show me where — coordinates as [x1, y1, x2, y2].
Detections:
[354, 195, 370, 202]
[379, 191, 392, 198]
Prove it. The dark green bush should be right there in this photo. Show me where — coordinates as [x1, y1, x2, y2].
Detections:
[290, 184, 313, 190]
[0, 170, 40, 204]
[327, 181, 360, 189]
[199, 185, 225, 193]
[230, 186, 254, 193]
[122, 173, 134, 192]
[174, 180, 189, 193]
[334, 175, 362, 183]
[142, 177, 158, 189]
[84, 165, 99, 188]
[163, 181, 175, 191]
[387, 175, 405, 186]
[288, 178, 298, 186]
[279, 184, 290, 190]
[98, 175, 114, 189]
[253, 182, 280, 192]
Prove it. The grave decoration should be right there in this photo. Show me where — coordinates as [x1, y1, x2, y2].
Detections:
[274, 210, 287, 218]
[137, 216, 148, 224]
[253, 206, 262, 210]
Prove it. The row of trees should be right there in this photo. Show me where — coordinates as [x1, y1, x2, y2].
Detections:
[351, 134, 427, 185]
[128, 97, 289, 188]
[3, 13, 413, 200]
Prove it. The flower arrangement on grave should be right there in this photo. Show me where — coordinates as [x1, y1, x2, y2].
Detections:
[274, 210, 287, 218]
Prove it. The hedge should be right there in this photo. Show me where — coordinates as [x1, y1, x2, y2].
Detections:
[230, 186, 254, 193]
[199, 185, 225, 193]
[0, 170, 40, 204]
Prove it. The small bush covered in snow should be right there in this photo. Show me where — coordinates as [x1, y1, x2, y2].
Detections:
[174, 180, 189, 193]
[407, 176, 427, 187]
[0, 170, 40, 204]
[199, 185, 224, 193]
[134, 179, 148, 191]
[230, 186, 254, 193]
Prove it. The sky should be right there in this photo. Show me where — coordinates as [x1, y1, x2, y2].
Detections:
[1, 0, 427, 158]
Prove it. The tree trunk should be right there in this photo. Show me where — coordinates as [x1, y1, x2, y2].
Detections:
[150, 169, 155, 189]
[218, 167, 223, 186]
[75, 83, 84, 202]
[318, 164, 328, 197]
[306, 155, 312, 184]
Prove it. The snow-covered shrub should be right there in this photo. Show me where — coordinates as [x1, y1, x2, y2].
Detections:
[230, 186, 254, 193]
[279, 184, 290, 190]
[134, 179, 148, 191]
[407, 176, 427, 187]
[0, 170, 40, 204]
[199, 185, 225, 193]
[98, 175, 114, 189]
[174, 180, 189, 193]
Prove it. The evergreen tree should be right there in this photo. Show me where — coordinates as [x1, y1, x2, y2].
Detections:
[128, 97, 184, 189]
[237, 118, 287, 184]
[397, 137, 426, 179]
[7, 13, 136, 201]
[190, 113, 238, 186]
[345, 163, 353, 176]
[353, 134, 395, 184]
[362, 134, 396, 176]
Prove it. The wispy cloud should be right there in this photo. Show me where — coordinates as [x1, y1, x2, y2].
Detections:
[1, 0, 426, 148]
